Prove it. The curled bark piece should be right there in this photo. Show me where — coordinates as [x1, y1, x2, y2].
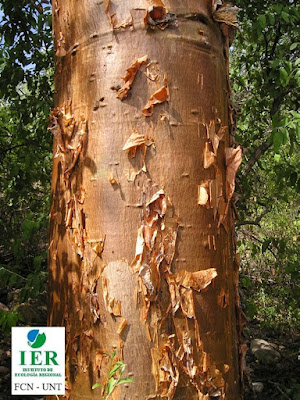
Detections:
[175, 268, 217, 292]
[107, 171, 118, 185]
[146, 0, 165, 7]
[65, 193, 87, 258]
[225, 145, 242, 201]
[114, 13, 133, 30]
[117, 317, 128, 335]
[104, 0, 117, 28]
[124, 168, 141, 182]
[102, 276, 122, 316]
[55, 31, 67, 57]
[213, 3, 239, 27]
[117, 55, 148, 100]
[151, 335, 179, 400]
[87, 235, 106, 257]
[217, 287, 229, 308]
[131, 226, 145, 273]
[198, 181, 210, 206]
[211, 0, 223, 13]
[122, 129, 154, 157]
[142, 73, 169, 117]
[145, 7, 176, 31]
[203, 120, 226, 169]
[49, 106, 87, 180]
[203, 142, 216, 169]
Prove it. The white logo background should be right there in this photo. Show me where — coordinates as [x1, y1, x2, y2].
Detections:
[11, 327, 65, 395]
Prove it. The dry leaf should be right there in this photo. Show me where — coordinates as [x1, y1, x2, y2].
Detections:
[117, 55, 148, 100]
[225, 146, 242, 201]
[142, 73, 169, 116]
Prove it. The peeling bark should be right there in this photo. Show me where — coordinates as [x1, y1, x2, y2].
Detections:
[49, 0, 243, 399]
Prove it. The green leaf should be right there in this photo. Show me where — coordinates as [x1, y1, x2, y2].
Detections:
[258, 15, 266, 29]
[267, 13, 275, 25]
[116, 378, 134, 386]
[245, 301, 257, 320]
[274, 5, 283, 14]
[33, 255, 42, 269]
[279, 68, 289, 87]
[274, 154, 281, 162]
[262, 239, 272, 253]
[110, 350, 116, 361]
[273, 130, 283, 153]
[92, 383, 103, 390]
[290, 43, 298, 51]
[106, 377, 116, 397]
[109, 362, 124, 378]
[281, 11, 289, 22]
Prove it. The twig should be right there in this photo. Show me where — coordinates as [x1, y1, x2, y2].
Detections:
[269, 381, 292, 400]
[0, 266, 26, 280]
[236, 208, 269, 228]
[240, 230, 282, 267]
[29, 0, 44, 14]
[241, 138, 272, 177]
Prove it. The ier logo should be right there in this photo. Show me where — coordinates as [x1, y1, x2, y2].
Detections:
[11, 327, 65, 395]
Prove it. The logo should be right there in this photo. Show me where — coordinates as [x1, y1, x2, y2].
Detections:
[27, 329, 46, 348]
[12, 327, 65, 395]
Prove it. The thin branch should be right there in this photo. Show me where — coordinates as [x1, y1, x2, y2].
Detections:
[269, 381, 292, 400]
[236, 208, 269, 228]
[240, 230, 281, 266]
[269, 23, 281, 60]
[0, 266, 26, 281]
[241, 138, 272, 177]
[237, 221, 261, 227]
[29, 0, 44, 14]
[0, 144, 29, 155]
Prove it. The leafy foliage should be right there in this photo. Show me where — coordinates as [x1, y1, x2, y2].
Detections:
[92, 350, 133, 399]
[0, 0, 53, 313]
[231, 0, 300, 332]
[0, 307, 24, 335]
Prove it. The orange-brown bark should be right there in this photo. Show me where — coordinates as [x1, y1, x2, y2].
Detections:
[49, 0, 243, 399]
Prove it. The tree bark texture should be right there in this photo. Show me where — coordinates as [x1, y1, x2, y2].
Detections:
[49, 0, 244, 399]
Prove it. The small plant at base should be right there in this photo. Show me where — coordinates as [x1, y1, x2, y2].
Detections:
[92, 350, 133, 399]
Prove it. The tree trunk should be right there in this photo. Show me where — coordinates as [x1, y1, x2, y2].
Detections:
[49, 0, 243, 399]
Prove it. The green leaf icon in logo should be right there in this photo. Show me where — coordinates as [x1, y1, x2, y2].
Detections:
[27, 330, 46, 348]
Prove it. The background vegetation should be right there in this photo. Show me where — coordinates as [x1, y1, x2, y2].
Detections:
[0, 0, 299, 399]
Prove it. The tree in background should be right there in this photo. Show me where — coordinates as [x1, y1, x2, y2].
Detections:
[232, 0, 300, 331]
[0, 0, 52, 306]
